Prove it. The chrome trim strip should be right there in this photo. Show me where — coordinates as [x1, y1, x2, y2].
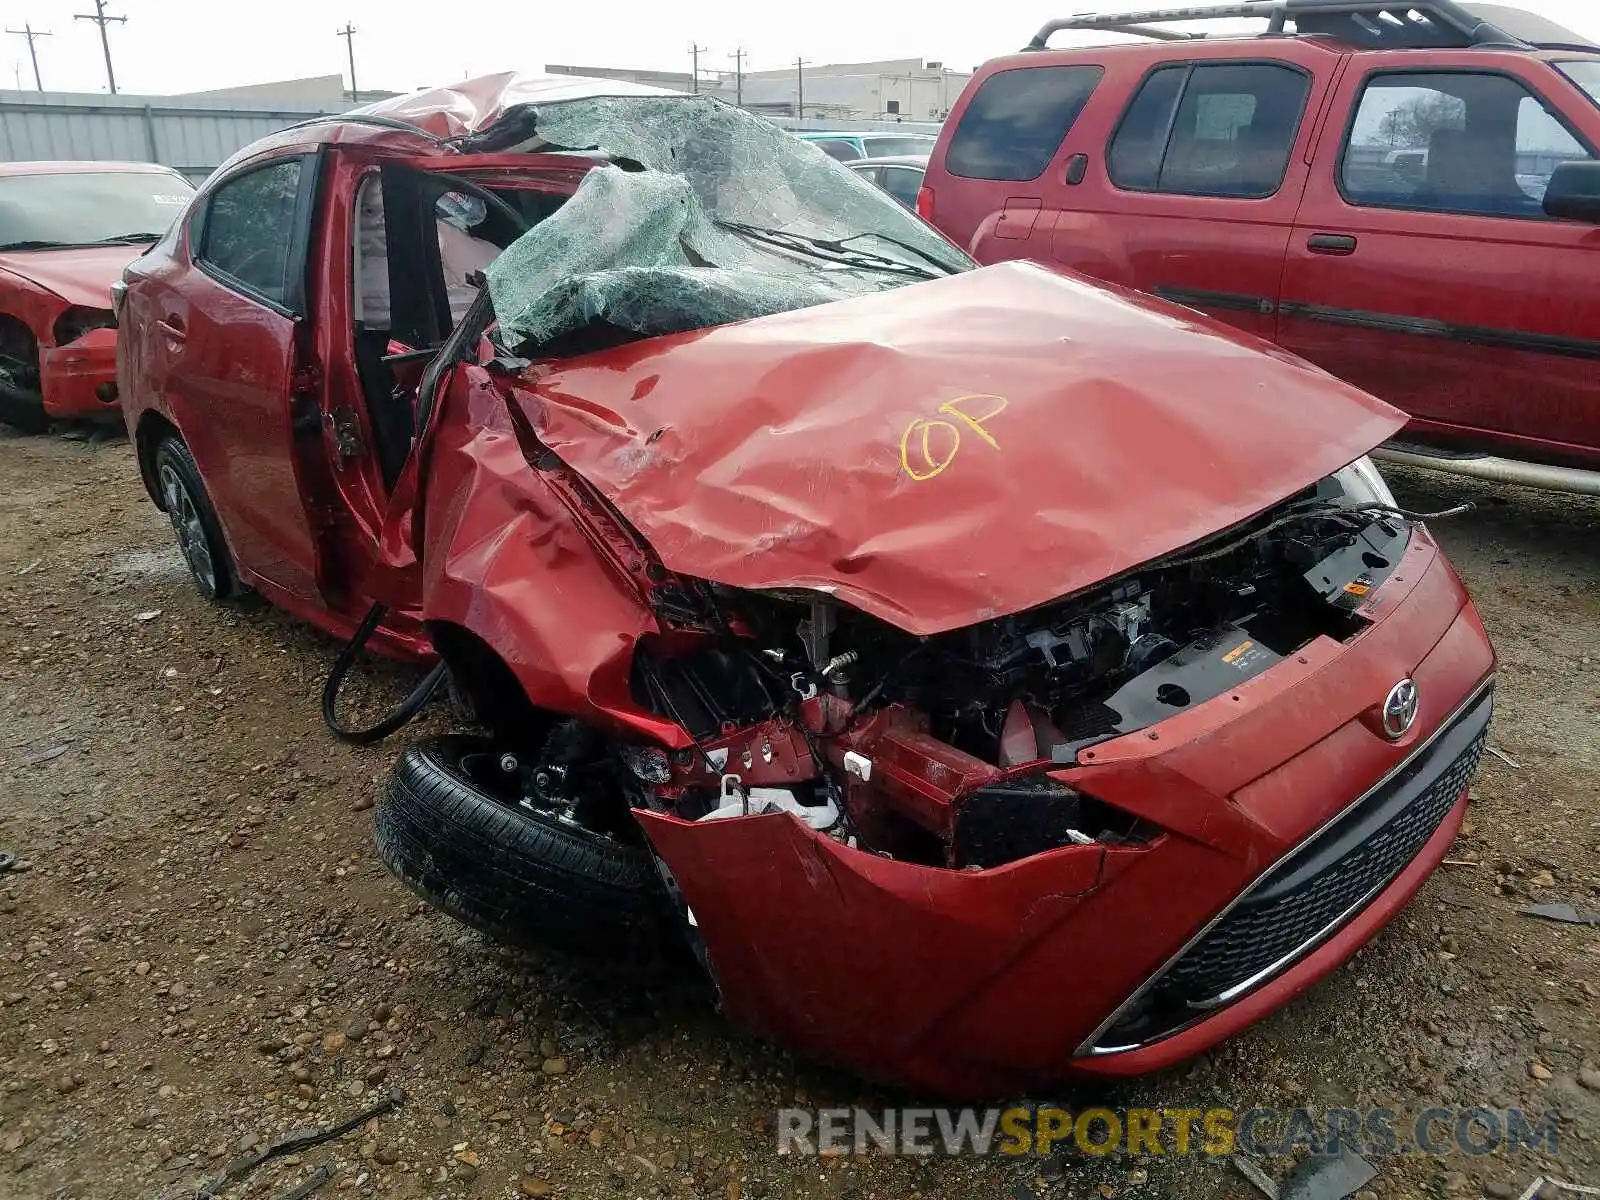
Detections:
[1186, 879, 1388, 1012]
[1074, 674, 1494, 1058]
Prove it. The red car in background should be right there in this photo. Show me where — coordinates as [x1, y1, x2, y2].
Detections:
[919, 0, 1600, 495]
[0, 161, 194, 431]
[116, 75, 1494, 1097]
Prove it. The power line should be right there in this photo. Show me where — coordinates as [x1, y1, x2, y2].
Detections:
[689, 42, 706, 96]
[72, 1, 124, 95]
[336, 22, 358, 102]
[794, 57, 810, 120]
[6, 23, 51, 91]
[728, 46, 746, 108]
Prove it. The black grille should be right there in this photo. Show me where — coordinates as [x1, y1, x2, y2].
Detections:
[1094, 685, 1492, 1050]
[1164, 727, 1485, 1004]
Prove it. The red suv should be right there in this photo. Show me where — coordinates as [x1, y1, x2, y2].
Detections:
[116, 74, 1495, 1097]
[921, 0, 1600, 495]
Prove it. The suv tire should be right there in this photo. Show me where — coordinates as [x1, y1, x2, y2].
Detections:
[373, 736, 670, 953]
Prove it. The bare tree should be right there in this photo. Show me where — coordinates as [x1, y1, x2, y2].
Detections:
[1377, 92, 1465, 148]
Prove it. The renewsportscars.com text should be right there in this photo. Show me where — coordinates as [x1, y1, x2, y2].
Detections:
[776, 1106, 1560, 1158]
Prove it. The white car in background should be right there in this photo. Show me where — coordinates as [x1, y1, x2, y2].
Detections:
[844, 154, 928, 211]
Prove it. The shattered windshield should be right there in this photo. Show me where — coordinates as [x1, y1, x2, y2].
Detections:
[476, 95, 974, 355]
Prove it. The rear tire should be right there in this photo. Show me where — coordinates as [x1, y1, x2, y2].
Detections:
[373, 736, 670, 954]
[154, 436, 236, 601]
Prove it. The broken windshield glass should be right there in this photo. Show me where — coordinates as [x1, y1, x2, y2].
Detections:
[478, 95, 973, 355]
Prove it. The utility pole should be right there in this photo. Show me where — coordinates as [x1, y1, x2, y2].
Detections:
[6, 24, 51, 91]
[73, 1, 124, 95]
[689, 42, 706, 95]
[793, 57, 809, 120]
[336, 23, 359, 102]
[728, 47, 746, 108]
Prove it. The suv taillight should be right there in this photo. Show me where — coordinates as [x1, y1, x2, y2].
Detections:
[915, 185, 934, 222]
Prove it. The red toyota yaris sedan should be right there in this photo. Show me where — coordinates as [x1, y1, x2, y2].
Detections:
[116, 74, 1495, 1098]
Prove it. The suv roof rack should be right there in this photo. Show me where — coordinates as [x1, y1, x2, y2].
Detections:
[1024, 1, 1574, 52]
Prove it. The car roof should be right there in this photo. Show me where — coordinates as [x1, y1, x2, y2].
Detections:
[0, 160, 185, 178]
[846, 155, 930, 168]
[198, 70, 688, 182]
[354, 70, 680, 139]
[203, 71, 689, 184]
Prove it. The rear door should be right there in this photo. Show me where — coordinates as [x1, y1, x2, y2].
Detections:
[1280, 55, 1600, 464]
[1058, 51, 1334, 340]
[159, 153, 331, 601]
[926, 61, 1105, 259]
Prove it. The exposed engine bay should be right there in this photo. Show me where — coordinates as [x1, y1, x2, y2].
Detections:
[554, 464, 1419, 871]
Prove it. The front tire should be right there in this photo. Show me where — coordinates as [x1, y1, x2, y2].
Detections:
[153, 437, 236, 601]
[373, 736, 670, 954]
[0, 321, 47, 434]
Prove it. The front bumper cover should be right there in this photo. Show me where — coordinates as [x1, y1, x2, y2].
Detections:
[41, 327, 119, 419]
[1080, 678, 1491, 1059]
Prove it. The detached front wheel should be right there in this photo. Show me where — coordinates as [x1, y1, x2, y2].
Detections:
[373, 736, 670, 954]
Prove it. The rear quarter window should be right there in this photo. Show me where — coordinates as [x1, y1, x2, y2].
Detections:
[945, 65, 1104, 181]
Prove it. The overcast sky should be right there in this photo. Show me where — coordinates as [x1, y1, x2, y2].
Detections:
[5, 0, 1599, 95]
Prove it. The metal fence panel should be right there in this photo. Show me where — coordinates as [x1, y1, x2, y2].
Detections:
[0, 90, 334, 182]
[1, 90, 945, 184]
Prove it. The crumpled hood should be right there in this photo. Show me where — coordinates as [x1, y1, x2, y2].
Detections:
[516, 261, 1406, 636]
[0, 245, 135, 310]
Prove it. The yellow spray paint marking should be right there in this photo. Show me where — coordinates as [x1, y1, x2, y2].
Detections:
[899, 394, 1009, 481]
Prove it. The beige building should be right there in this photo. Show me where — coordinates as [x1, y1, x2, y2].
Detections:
[736, 58, 971, 121]
[179, 75, 398, 108]
[547, 58, 971, 122]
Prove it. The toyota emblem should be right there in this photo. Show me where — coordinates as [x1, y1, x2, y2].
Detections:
[1382, 679, 1420, 740]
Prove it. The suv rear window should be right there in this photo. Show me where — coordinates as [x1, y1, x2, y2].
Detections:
[1109, 62, 1311, 197]
[946, 65, 1104, 181]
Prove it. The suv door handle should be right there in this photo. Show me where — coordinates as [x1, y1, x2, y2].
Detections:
[1307, 234, 1358, 256]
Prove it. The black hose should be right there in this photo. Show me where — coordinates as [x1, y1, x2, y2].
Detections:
[322, 604, 448, 745]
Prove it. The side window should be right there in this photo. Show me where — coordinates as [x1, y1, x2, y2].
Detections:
[1342, 71, 1596, 216]
[198, 158, 307, 307]
[1108, 67, 1187, 190]
[945, 65, 1104, 181]
[1109, 62, 1310, 197]
[1515, 96, 1591, 203]
[813, 139, 863, 162]
[881, 167, 924, 210]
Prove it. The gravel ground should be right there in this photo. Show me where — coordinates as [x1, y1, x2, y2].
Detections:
[0, 429, 1595, 1200]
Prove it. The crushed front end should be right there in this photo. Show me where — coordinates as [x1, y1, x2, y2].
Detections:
[605, 475, 1493, 1096]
